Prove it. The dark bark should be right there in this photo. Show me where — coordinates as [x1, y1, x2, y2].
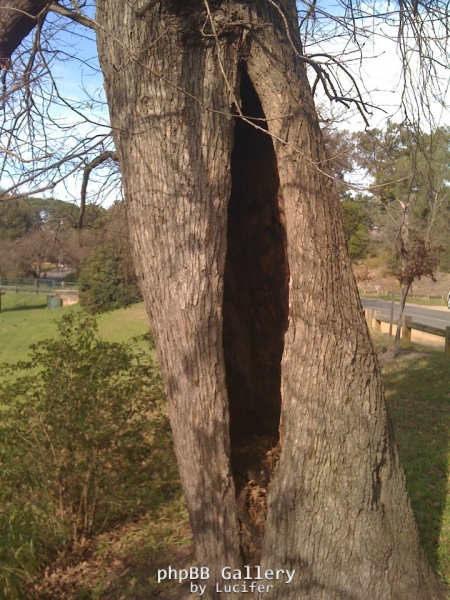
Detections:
[0, 0, 49, 68]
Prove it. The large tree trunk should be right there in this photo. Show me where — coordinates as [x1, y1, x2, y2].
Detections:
[96, 1, 445, 598]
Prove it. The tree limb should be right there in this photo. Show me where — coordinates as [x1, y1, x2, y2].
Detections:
[135, 0, 160, 18]
[48, 3, 96, 30]
[0, 0, 51, 68]
[79, 151, 118, 229]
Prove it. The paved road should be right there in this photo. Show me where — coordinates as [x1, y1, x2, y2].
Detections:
[361, 298, 450, 330]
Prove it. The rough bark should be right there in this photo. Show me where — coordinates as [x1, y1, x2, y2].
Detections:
[246, 5, 444, 599]
[96, 1, 243, 587]
[0, 0, 50, 68]
[94, 1, 446, 598]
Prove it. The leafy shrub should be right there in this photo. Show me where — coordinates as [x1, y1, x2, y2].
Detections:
[78, 243, 142, 314]
[0, 312, 177, 597]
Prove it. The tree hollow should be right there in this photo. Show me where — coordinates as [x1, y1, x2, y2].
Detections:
[223, 64, 289, 472]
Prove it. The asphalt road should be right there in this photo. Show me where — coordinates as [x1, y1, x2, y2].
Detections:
[360, 298, 450, 330]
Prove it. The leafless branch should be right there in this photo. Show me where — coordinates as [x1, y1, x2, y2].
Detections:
[79, 150, 118, 228]
[47, 3, 96, 30]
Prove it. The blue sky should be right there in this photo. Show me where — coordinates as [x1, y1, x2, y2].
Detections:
[48, 0, 450, 131]
[2, 0, 449, 204]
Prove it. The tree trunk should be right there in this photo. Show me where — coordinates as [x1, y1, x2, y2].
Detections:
[394, 283, 411, 357]
[96, 1, 445, 598]
[394, 200, 411, 357]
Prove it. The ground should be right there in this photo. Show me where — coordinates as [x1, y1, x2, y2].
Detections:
[3, 293, 450, 599]
[25, 335, 450, 600]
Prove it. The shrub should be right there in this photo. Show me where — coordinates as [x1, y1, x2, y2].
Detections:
[0, 313, 177, 582]
[78, 243, 142, 314]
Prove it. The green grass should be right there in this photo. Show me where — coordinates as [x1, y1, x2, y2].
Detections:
[3, 295, 450, 591]
[0, 292, 150, 365]
[96, 302, 150, 344]
[372, 332, 450, 583]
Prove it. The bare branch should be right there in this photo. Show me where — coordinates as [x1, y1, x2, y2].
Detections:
[47, 3, 96, 30]
[79, 150, 118, 229]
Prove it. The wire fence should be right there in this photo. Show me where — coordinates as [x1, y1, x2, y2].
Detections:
[0, 277, 78, 293]
[359, 288, 450, 306]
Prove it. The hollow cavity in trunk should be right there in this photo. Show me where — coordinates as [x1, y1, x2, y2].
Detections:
[222, 64, 289, 563]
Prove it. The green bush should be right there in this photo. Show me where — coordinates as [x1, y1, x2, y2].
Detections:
[0, 313, 177, 597]
[78, 243, 142, 314]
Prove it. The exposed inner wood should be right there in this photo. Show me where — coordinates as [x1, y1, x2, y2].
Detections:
[222, 64, 289, 563]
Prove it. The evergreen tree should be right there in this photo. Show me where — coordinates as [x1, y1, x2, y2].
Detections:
[78, 242, 142, 314]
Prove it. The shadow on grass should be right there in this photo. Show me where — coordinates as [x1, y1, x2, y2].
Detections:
[379, 345, 450, 580]
[0, 303, 47, 313]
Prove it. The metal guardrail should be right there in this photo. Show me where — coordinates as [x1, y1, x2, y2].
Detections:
[364, 308, 450, 358]
[0, 277, 78, 293]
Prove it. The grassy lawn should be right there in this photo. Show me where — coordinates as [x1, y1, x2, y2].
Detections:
[372, 332, 450, 584]
[0, 292, 150, 365]
[2, 296, 450, 594]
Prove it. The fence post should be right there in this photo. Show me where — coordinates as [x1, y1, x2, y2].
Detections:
[445, 327, 450, 359]
[402, 316, 412, 343]
[365, 308, 373, 330]
[373, 310, 381, 332]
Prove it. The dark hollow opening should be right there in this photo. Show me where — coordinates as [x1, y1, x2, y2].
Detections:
[223, 64, 289, 468]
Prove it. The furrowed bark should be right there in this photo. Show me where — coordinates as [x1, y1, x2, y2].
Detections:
[96, 0, 446, 598]
[96, 2, 243, 593]
[245, 4, 445, 598]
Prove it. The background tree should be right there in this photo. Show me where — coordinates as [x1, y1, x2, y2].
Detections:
[355, 124, 450, 354]
[78, 241, 142, 314]
[0, 196, 135, 279]
[0, 197, 35, 241]
[340, 194, 371, 260]
[1, 1, 450, 598]
[355, 124, 450, 266]
[392, 237, 443, 355]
